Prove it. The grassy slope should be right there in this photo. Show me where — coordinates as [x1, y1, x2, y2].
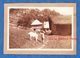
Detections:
[9, 24, 72, 49]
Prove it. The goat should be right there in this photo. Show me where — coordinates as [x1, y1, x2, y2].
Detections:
[28, 32, 38, 41]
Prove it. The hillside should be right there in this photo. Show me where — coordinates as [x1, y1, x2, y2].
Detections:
[9, 8, 61, 27]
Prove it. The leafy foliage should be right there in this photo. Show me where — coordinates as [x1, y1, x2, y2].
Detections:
[9, 8, 61, 28]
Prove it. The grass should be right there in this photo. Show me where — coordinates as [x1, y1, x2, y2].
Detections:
[9, 24, 43, 48]
[9, 24, 72, 49]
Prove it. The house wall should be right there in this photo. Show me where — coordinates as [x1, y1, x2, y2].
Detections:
[31, 25, 42, 32]
[50, 23, 57, 35]
[49, 19, 57, 35]
[50, 24, 72, 36]
[56, 24, 71, 35]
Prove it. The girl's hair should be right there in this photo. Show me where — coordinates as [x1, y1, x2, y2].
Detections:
[34, 29, 36, 31]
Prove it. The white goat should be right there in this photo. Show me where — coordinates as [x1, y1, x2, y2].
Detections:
[28, 32, 38, 41]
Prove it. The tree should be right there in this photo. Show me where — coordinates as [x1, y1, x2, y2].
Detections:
[10, 8, 61, 29]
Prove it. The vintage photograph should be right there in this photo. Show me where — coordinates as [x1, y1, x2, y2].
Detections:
[9, 7, 72, 49]
[4, 3, 76, 54]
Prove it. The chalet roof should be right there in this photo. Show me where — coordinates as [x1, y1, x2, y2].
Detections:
[31, 19, 42, 25]
[50, 15, 72, 24]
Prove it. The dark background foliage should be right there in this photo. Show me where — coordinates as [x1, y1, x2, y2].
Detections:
[9, 8, 61, 28]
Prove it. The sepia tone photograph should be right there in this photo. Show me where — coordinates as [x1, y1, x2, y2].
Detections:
[9, 7, 72, 49]
[4, 3, 76, 54]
